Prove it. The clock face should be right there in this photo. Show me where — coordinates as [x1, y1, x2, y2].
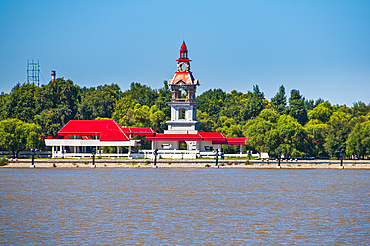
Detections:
[177, 62, 190, 72]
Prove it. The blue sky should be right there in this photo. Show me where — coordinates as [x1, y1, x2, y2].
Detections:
[1, 0, 369, 106]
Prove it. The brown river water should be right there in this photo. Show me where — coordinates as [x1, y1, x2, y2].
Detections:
[0, 168, 369, 245]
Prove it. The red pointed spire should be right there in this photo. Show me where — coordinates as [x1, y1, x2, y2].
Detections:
[176, 41, 190, 62]
[180, 41, 187, 54]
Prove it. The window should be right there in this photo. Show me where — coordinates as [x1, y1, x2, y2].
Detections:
[179, 108, 185, 119]
[205, 146, 214, 151]
[161, 144, 172, 149]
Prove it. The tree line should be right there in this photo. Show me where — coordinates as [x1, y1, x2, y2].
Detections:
[0, 78, 369, 159]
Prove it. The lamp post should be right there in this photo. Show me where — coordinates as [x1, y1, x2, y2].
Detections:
[340, 148, 344, 167]
[154, 149, 158, 168]
[277, 149, 282, 168]
[92, 147, 96, 168]
[215, 149, 219, 168]
[31, 148, 36, 167]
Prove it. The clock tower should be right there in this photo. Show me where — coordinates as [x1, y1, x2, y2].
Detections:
[165, 41, 200, 134]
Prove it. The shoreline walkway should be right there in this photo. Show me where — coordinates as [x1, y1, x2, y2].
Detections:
[2, 159, 370, 169]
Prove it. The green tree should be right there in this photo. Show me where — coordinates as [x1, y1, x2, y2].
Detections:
[259, 108, 280, 123]
[4, 83, 37, 123]
[34, 107, 70, 136]
[346, 121, 370, 159]
[276, 115, 311, 158]
[323, 111, 351, 158]
[219, 90, 249, 125]
[244, 116, 279, 154]
[305, 120, 329, 158]
[0, 119, 42, 158]
[271, 85, 287, 114]
[0, 92, 10, 121]
[77, 84, 121, 119]
[307, 101, 333, 124]
[197, 110, 215, 132]
[286, 89, 308, 125]
[314, 98, 325, 107]
[304, 99, 314, 111]
[352, 101, 370, 117]
[123, 82, 158, 107]
[349, 115, 369, 129]
[197, 88, 226, 116]
[42, 78, 80, 113]
[216, 116, 242, 138]
[241, 85, 267, 121]
[149, 105, 166, 132]
[112, 95, 139, 124]
[155, 81, 172, 119]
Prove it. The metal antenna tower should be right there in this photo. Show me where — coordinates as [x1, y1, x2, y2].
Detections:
[27, 59, 40, 86]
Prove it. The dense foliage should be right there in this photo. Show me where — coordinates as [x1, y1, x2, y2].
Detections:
[0, 79, 369, 159]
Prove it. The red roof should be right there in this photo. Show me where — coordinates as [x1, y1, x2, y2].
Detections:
[58, 120, 130, 141]
[121, 127, 156, 135]
[146, 134, 203, 141]
[212, 138, 248, 145]
[146, 132, 229, 142]
[198, 132, 226, 141]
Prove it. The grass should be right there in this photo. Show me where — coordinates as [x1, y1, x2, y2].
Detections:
[205, 164, 210, 167]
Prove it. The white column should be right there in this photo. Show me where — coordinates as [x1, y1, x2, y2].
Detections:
[74, 136, 76, 156]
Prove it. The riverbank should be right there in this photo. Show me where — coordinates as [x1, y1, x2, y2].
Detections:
[2, 159, 370, 169]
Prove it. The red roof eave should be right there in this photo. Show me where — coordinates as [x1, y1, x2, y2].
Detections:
[146, 134, 202, 141]
[121, 127, 156, 136]
[212, 138, 248, 145]
[198, 132, 226, 142]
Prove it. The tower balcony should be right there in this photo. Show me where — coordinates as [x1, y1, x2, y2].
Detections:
[170, 98, 197, 103]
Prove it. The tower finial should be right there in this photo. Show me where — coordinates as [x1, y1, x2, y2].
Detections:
[177, 41, 190, 62]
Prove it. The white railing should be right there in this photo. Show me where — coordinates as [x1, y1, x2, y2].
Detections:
[142, 149, 199, 159]
[52, 151, 145, 159]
